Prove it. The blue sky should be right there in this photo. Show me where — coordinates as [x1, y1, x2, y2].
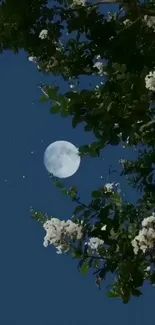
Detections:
[0, 50, 154, 325]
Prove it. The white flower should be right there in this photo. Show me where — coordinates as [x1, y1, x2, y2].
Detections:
[123, 19, 131, 25]
[101, 225, 107, 231]
[86, 237, 104, 251]
[104, 182, 114, 192]
[131, 214, 155, 255]
[131, 238, 139, 255]
[107, 12, 117, 22]
[28, 56, 37, 63]
[93, 61, 104, 76]
[39, 29, 48, 40]
[145, 71, 155, 91]
[145, 266, 151, 272]
[71, 0, 86, 6]
[43, 218, 83, 253]
[142, 214, 155, 227]
[144, 15, 155, 31]
[114, 123, 119, 128]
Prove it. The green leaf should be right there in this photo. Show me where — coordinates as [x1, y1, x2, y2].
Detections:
[74, 241, 83, 258]
[112, 62, 126, 73]
[107, 101, 116, 112]
[93, 259, 99, 268]
[74, 205, 85, 215]
[84, 210, 91, 218]
[81, 264, 90, 275]
[77, 259, 85, 270]
[111, 193, 122, 207]
[46, 86, 59, 101]
[51, 104, 61, 114]
[92, 190, 101, 198]
[58, 94, 68, 109]
[108, 291, 120, 298]
[84, 124, 93, 132]
[55, 181, 64, 189]
[91, 198, 101, 209]
[61, 110, 69, 118]
[40, 95, 49, 103]
[132, 288, 142, 297]
[123, 293, 130, 304]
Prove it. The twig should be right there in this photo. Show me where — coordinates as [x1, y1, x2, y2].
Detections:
[117, 16, 141, 35]
[76, 197, 91, 209]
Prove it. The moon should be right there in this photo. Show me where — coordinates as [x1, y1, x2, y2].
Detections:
[44, 141, 81, 178]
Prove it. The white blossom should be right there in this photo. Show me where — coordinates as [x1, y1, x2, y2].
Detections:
[145, 266, 151, 272]
[131, 213, 155, 255]
[114, 123, 119, 128]
[142, 214, 155, 227]
[71, 0, 86, 6]
[104, 182, 114, 192]
[93, 61, 104, 76]
[28, 56, 37, 63]
[123, 19, 131, 26]
[104, 182, 121, 194]
[86, 237, 104, 251]
[101, 225, 107, 231]
[144, 15, 155, 31]
[131, 238, 139, 255]
[43, 218, 83, 253]
[107, 12, 117, 22]
[145, 71, 155, 91]
[39, 29, 48, 40]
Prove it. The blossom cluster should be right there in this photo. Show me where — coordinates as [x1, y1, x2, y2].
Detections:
[144, 15, 155, 31]
[86, 237, 104, 251]
[85, 225, 106, 252]
[145, 71, 155, 91]
[71, 0, 86, 7]
[28, 56, 37, 63]
[43, 218, 83, 254]
[123, 19, 131, 26]
[104, 182, 121, 194]
[131, 213, 155, 254]
[93, 55, 105, 76]
[39, 29, 48, 40]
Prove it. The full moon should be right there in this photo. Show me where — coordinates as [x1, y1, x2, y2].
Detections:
[44, 141, 81, 178]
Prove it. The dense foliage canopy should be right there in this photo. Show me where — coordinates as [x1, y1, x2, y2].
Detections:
[2, 0, 155, 303]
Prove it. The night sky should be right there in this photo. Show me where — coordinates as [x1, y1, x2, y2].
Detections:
[0, 49, 155, 325]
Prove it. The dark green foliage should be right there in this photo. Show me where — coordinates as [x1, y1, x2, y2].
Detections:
[2, 0, 155, 303]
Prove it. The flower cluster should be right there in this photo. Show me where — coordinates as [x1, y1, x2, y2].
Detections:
[43, 218, 83, 254]
[71, 0, 86, 7]
[93, 56, 105, 76]
[28, 56, 37, 63]
[104, 182, 121, 194]
[131, 213, 155, 254]
[145, 71, 155, 91]
[39, 29, 48, 40]
[123, 19, 131, 26]
[93, 61, 105, 76]
[86, 237, 104, 251]
[144, 15, 155, 31]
